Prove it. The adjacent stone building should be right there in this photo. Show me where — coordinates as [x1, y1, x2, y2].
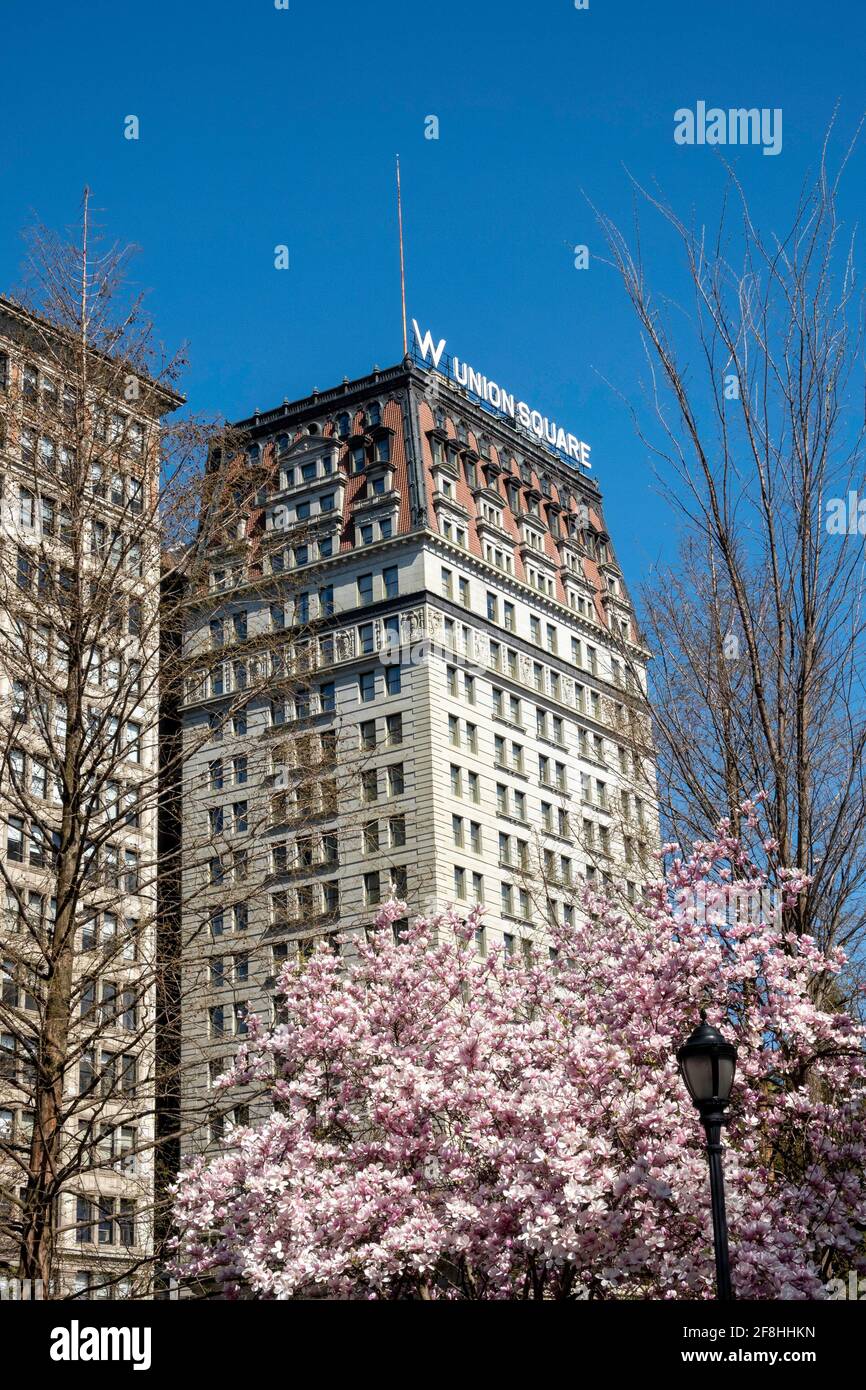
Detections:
[0, 296, 176, 1297]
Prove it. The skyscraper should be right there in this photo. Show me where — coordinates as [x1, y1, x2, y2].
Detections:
[178, 334, 657, 1156]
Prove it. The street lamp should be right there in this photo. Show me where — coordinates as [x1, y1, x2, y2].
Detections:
[677, 1010, 738, 1301]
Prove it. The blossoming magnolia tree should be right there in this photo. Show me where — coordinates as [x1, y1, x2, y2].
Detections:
[172, 814, 866, 1300]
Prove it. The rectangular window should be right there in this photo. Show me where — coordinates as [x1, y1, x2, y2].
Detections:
[7, 817, 24, 863]
[76, 1197, 92, 1245]
[358, 574, 374, 606]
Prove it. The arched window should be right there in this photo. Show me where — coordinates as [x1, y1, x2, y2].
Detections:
[247, 443, 260, 464]
[276, 433, 289, 453]
[367, 402, 381, 428]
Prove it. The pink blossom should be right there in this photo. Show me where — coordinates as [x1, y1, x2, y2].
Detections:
[172, 821, 866, 1300]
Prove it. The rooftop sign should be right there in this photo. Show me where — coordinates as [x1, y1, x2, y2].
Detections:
[412, 321, 591, 470]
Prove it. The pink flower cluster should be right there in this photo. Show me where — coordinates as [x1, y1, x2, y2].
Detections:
[171, 827, 866, 1300]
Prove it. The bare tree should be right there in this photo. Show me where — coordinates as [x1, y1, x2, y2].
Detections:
[593, 128, 866, 983]
[0, 192, 333, 1297]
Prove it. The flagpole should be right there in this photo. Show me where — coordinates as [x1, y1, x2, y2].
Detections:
[396, 154, 408, 356]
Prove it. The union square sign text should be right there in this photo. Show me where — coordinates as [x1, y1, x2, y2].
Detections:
[412, 321, 592, 470]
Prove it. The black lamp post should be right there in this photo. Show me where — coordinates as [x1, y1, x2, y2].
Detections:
[677, 1010, 738, 1301]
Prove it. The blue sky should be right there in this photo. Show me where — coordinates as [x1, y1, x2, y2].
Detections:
[1, 0, 863, 590]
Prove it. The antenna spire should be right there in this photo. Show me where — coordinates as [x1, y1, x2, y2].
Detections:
[396, 154, 408, 356]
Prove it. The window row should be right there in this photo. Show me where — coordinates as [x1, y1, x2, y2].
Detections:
[362, 815, 406, 852]
[79, 978, 139, 1032]
[363, 864, 408, 905]
[270, 879, 341, 925]
[78, 1048, 139, 1098]
[209, 1001, 249, 1039]
[360, 763, 405, 803]
[79, 911, 141, 958]
[269, 778, 338, 824]
[78, 1120, 138, 1173]
[75, 1196, 137, 1248]
[5, 826, 143, 893]
[209, 952, 250, 988]
[207, 801, 248, 837]
[271, 830, 339, 874]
